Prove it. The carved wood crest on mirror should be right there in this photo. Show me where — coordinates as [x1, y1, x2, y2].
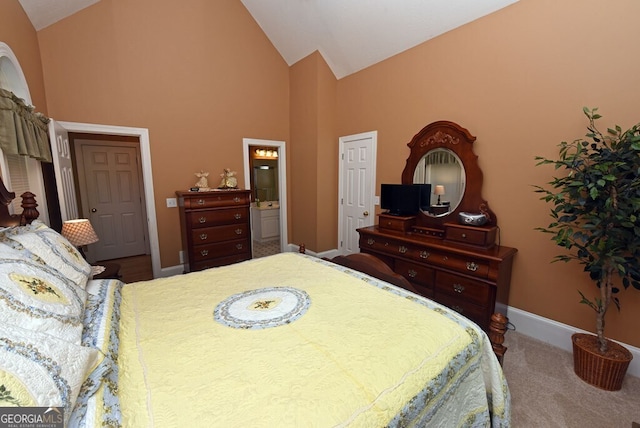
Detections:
[401, 120, 496, 234]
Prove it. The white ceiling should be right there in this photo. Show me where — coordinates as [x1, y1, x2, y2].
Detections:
[18, 0, 99, 32]
[19, 0, 518, 79]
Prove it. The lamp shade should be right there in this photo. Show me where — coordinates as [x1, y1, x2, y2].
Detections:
[434, 185, 446, 196]
[61, 219, 99, 247]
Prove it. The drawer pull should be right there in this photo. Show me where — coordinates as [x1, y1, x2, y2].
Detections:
[453, 283, 465, 293]
[199, 217, 207, 224]
[199, 233, 208, 240]
[197, 199, 205, 205]
[398, 245, 408, 254]
[234, 213, 242, 220]
[452, 305, 464, 313]
[200, 249, 209, 256]
[233, 197, 241, 203]
[408, 269, 417, 278]
[419, 250, 430, 259]
[235, 229, 243, 235]
[461, 233, 467, 239]
[367, 238, 375, 246]
[236, 243, 243, 250]
[466, 262, 479, 272]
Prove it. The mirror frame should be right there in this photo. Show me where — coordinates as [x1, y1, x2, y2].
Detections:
[401, 120, 496, 230]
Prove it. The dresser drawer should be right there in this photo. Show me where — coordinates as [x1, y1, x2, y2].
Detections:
[186, 208, 249, 228]
[360, 235, 430, 260]
[395, 259, 434, 288]
[435, 271, 491, 306]
[425, 251, 490, 278]
[191, 239, 250, 262]
[444, 223, 496, 248]
[181, 192, 250, 209]
[378, 214, 415, 232]
[190, 223, 249, 244]
[192, 253, 251, 271]
[434, 293, 487, 328]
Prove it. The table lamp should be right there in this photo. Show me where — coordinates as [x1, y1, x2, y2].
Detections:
[434, 185, 445, 205]
[61, 219, 99, 258]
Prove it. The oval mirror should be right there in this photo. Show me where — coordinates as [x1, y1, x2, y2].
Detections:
[401, 121, 496, 231]
[412, 148, 465, 217]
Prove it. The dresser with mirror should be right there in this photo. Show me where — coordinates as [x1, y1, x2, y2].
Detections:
[358, 121, 517, 332]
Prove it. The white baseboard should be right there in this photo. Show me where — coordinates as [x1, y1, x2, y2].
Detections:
[159, 264, 184, 278]
[507, 306, 639, 379]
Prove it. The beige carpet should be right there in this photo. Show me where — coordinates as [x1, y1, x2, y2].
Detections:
[503, 331, 640, 427]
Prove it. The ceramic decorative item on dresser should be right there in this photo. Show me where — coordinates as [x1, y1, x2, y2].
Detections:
[218, 168, 238, 189]
[176, 189, 251, 272]
[194, 170, 210, 191]
[534, 107, 639, 390]
[358, 121, 518, 357]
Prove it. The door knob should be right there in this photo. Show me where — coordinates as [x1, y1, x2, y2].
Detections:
[363, 211, 369, 216]
[91, 208, 97, 212]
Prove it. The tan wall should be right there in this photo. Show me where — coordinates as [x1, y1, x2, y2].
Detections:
[289, 52, 338, 252]
[335, 0, 640, 347]
[35, 0, 290, 267]
[315, 55, 338, 251]
[289, 53, 319, 249]
[0, 1, 47, 114]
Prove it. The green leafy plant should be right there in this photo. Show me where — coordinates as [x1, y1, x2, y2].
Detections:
[534, 107, 640, 353]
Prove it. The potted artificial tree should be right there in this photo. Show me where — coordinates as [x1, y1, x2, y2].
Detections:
[534, 107, 639, 391]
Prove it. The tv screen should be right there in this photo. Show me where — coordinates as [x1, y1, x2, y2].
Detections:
[380, 184, 421, 216]
[414, 183, 432, 211]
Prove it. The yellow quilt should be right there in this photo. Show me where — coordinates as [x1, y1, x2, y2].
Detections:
[118, 253, 509, 427]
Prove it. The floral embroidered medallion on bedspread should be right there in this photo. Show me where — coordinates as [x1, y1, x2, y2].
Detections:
[118, 253, 510, 427]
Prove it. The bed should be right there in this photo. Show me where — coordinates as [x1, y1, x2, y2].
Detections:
[0, 184, 510, 427]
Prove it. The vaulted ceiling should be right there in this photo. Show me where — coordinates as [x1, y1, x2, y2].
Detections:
[19, 0, 519, 79]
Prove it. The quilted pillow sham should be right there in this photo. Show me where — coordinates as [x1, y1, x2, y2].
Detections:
[1, 220, 92, 289]
[0, 323, 106, 424]
[0, 255, 87, 344]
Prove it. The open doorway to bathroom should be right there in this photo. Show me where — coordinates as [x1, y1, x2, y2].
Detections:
[242, 139, 288, 258]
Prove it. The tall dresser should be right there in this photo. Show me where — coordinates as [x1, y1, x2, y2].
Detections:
[176, 189, 252, 272]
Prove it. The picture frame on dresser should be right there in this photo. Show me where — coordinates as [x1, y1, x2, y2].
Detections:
[358, 121, 517, 357]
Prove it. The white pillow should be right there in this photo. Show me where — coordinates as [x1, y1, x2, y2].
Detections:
[0, 323, 105, 424]
[4, 220, 92, 289]
[0, 256, 87, 344]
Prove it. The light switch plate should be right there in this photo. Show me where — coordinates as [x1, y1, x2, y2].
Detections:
[166, 197, 177, 208]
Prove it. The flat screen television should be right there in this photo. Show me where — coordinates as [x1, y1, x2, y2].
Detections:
[380, 184, 427, 216]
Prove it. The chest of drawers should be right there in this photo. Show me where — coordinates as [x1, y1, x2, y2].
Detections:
[358, 219, 517, 331]
[177, 189, 252, 272]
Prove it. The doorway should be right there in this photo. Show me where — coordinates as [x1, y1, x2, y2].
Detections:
[71, 134, 150, 262]
[338, 131, 377, 255]
[52, 121, 162, 278]
[242, 139, 288, 255]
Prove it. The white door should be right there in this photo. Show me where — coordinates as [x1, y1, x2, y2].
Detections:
[77, 142, 147, 261]
[338, 131, 377, 255]
[48, 119, 78, 221]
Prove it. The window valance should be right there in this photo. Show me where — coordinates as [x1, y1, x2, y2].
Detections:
[0, 88, 52, 163]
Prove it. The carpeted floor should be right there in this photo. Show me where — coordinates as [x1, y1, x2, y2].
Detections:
[503, 331, 640, 427]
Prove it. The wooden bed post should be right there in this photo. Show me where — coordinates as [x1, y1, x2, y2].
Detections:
[489, 313, 508, 365]
[19, 192, 39, 225]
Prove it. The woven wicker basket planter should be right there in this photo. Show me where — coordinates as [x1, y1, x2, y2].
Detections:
[572, 333, 633, 391]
